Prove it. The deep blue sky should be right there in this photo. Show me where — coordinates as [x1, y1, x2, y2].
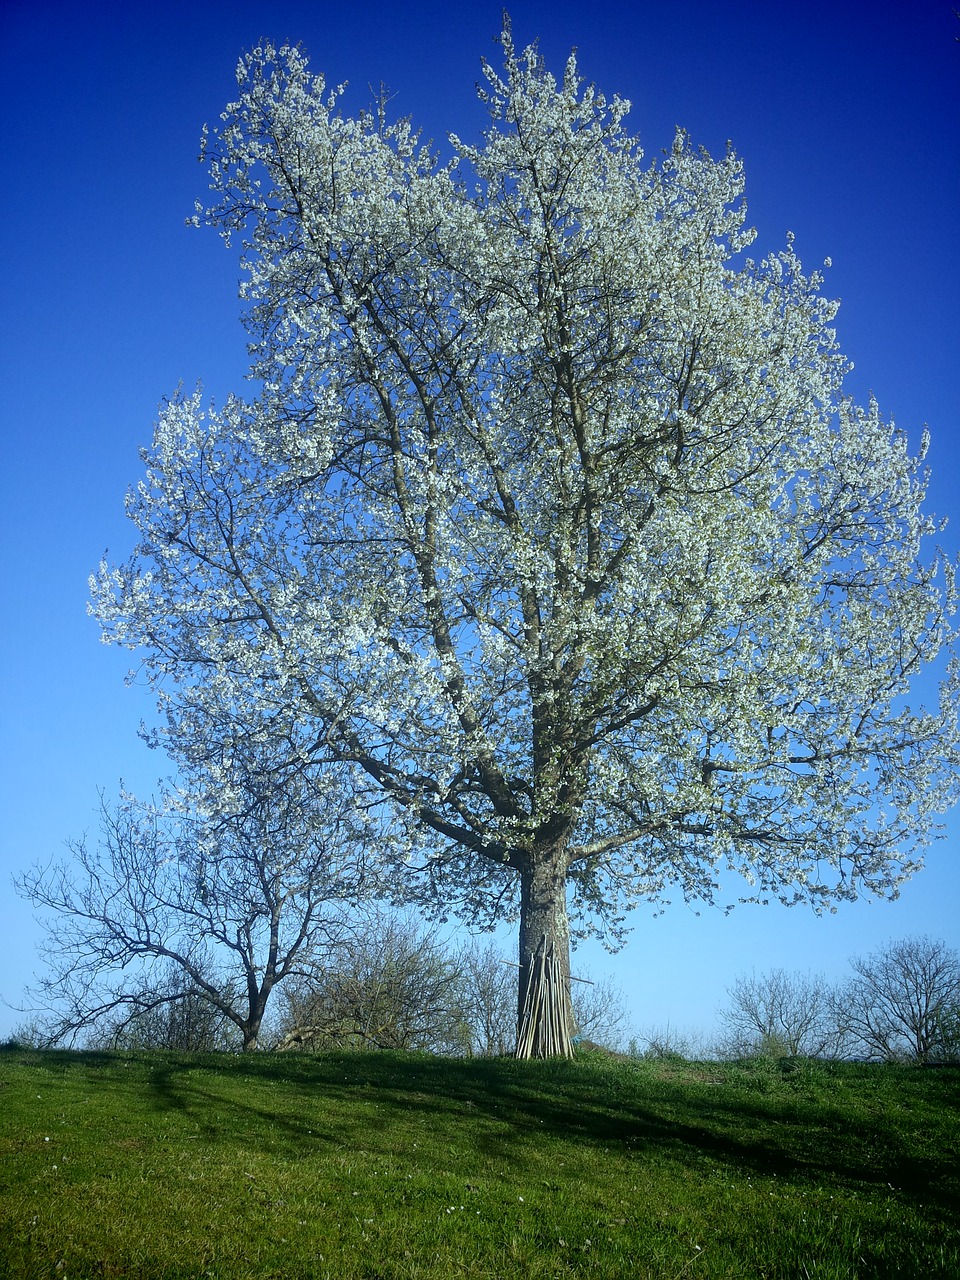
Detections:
[1, 0, 958, 1044]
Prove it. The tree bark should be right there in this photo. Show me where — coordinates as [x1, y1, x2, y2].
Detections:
[516, 852, 574, 1058]
[241, 985, 271, 1051]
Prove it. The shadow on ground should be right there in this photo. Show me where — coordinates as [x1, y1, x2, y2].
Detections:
[11, 1045, 953, 1212]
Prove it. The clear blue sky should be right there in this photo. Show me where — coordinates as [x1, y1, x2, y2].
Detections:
[1, 0, 958, 1045]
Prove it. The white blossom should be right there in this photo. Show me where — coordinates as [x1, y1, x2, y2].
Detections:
[94, 28, 959, 1055]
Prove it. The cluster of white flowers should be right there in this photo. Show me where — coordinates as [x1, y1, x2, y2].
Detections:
[95, 28, 958, 999]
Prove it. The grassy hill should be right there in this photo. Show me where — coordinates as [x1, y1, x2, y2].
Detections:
[1, 1045, 957, 1278]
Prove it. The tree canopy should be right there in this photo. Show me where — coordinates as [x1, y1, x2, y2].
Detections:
[93, 27, 959, 1055]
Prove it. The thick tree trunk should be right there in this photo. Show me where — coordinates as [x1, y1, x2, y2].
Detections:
[516, 853, 574, 1058]
[241, 987, 270, 1051]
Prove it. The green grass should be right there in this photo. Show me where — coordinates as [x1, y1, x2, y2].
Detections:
[1, 1046, 957, 1279]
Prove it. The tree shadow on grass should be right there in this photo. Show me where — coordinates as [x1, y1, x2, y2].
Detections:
[8, 1047, 957, 1216]
[120, 1049, 960, 1214]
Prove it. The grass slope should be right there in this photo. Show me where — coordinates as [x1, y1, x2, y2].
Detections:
[0, 1046, 957, 1279]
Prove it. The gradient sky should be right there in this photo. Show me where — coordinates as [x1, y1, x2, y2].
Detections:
[1, 0, 958, 1045]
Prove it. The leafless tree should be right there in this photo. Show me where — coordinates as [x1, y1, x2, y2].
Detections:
[453, 939, 517, 1056]
[571, 973, 629, 1050]
[276, 911, 472, 1054]
[16, 761, 367, 1051]
[833, 936, 960, 1063]
[717, 968, 844, 1058]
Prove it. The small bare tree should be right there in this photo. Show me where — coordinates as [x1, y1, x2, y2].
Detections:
[276, 912, 472, 1054]
[717, 968, 844, 1058]
[453, 939, 517, 1056]
[834, 936, 960, 1063]
[16, 759, 367, 1051]
[571, 973, 628, 1050]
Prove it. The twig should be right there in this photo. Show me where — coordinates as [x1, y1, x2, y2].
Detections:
[501, 959, 594, 984]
